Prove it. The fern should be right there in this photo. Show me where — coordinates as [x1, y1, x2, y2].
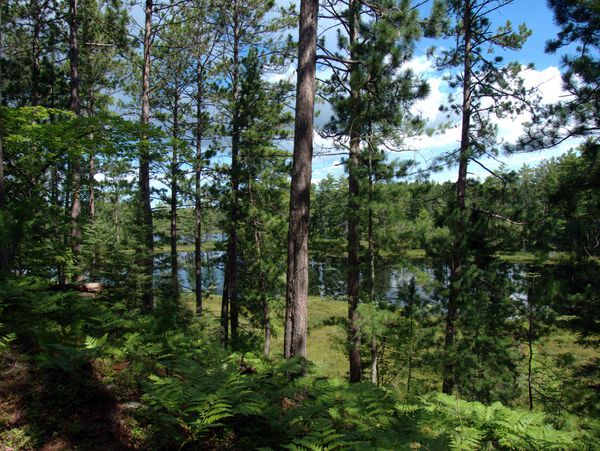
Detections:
[404, 393, 585, 450]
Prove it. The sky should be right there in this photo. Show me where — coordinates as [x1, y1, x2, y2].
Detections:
[302, 0, 579, 184]
[129, 0, 579, 186]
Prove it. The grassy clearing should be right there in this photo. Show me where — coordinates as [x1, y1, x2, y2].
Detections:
[183, 292, 599, 401]
[155, 241, 218, 253]
[184, 294, 349, 379]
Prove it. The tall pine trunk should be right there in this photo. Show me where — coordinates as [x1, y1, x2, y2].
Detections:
[367, 149, 375, 301]
[69, 0, 83, 283]
[347, 0, 361, 383]
[170, 86, 180, 296]
[284, 0, 318, 360]
[31, 1, 41, 106]
[194, 62, 204, 315]
[248, 179, 270, 357]
[222, 6, 241, 344]
[89, 98, 96, 222]
[0, 0, 6, 274]
[443, 0, 472, 395]
[139, 0, 154, 312]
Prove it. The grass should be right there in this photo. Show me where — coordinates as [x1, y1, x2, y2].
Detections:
[184, 293, 350, 379]
[183, 291, 600, 406]
[155, 241, 218, 254]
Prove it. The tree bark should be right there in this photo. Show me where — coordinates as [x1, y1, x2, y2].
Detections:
[221, 277, 229, 345]
[170, 85, 180, 296]
[367, 149, 375, 301]
[284, 0, 318, 360]
[223, 3, 241, 343]
[443, 0, 472, 395]
[194, 62, 204, 316]
[0, 0, 6, 274]
[89, 97, 96, 222]
[31, 1, 41, 106]
[139, 0, 154, 312]
[69, 0, 83, 283]
[0, 124, 5, 274]
[347, 0, 361, 383]
[89, 156, 95, 220]
[249, 178, 271, 357]
[370, 336, 378, 385]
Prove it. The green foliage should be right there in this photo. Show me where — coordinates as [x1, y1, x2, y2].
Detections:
[513, 0, 599, 150]
[411, 393, 593, 450]
[0, 273, 597, 449]
[0, 427, 36, 450]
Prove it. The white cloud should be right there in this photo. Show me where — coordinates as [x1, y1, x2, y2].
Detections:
[405, 64, 575, 180]
[309, 53, 572, 183]
[412, 75, 448, 124]
[401, 55, 436, 76]
[264, 64, 297, 83]
[520, 65, 564, 105]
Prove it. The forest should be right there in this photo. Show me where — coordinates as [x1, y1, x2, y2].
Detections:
[0, 0, 598, 449]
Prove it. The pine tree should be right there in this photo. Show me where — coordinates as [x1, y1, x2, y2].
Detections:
[284, 0, 319, 360]
[236, 49, 291, 356]
[68, 0, 83, 283]
[153, 15, 193, 299]
[139, 0, 154, 311]
[186, 0, 220, 316]
[435, 0, 533, 394]
[0, 0, 6, 274]
[215, 0, 292, 345]
[320, 0, 433, 382]
[513, 0, 599, 150]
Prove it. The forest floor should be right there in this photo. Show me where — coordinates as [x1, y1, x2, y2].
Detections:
[1, 293, 597, 450]
[197, 295, 350, 378]
[0, 349, 137, 450]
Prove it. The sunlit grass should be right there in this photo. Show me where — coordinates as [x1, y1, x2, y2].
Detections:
[182, 292, 349, 378]
[182, 291, 599, 404]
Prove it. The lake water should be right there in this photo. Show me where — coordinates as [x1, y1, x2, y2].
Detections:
[154, 248, 578, 313]
[154, 250, 439, 303]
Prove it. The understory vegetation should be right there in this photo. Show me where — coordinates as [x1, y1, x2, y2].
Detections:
[1, 0, 599, 449]
[1, 281, 598, 450]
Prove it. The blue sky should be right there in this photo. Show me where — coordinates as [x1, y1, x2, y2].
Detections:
[306, 0, 579, 184]
[128, 1, 579, 185]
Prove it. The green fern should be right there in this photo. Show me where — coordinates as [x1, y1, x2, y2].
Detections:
[405, 393, 584, 450]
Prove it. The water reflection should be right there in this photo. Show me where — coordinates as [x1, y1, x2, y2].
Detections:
[155, 250, 437, 302]
[154, 250, 225, 294]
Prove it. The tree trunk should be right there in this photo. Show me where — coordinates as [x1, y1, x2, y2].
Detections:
[443, 0, 472, 395]
[31, 1, 41, 106]
[528, 278, 535, 410]
[249, 179, 271, 357]
[194, 62, 203, 316]
[139, 0, 154, 312]
[347, 131, 361, 383]
[284, 0, 318, 360]
[89, 98, 96, 222]
[347, 0, 361, 383]
[223, 5, 241, 343]
[368, 150, 375, 301]
[89, 156, 95, 220]
[0, 130, 5, 274]
[69, 0, 83, 283]
[221, 277, 229, 345]
[370, 336, 378, 385]
[0, 0, 7, 274]
[170, 87, 179, 296]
